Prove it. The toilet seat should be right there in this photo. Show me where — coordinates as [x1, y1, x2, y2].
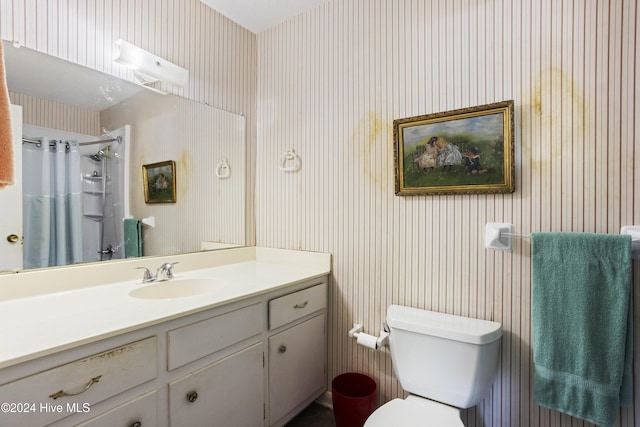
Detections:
[364, 396, 464, 427]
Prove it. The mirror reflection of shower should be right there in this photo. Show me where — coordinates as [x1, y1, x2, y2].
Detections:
[82, 137, 126, 262]
[22, 124, 130, 268]
[89, 145, 114, 260]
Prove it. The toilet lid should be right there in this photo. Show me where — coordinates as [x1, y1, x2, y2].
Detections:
[364, 397, 464, 427]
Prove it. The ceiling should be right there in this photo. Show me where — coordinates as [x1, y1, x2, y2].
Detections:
[200, 0, 329, 34]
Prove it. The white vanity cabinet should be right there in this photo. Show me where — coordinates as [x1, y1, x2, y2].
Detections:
[0, 275, 329, 427]
[267, 283, 327, 426]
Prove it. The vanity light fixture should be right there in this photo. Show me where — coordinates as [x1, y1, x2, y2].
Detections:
[113, 39, 188, 92]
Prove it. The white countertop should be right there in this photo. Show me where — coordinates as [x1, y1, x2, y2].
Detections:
[0, 247, 331, 369]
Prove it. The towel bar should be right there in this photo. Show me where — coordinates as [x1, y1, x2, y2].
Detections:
[485, 223, 640, 259]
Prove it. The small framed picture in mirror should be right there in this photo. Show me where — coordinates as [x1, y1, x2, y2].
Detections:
[143, 160, 176, 203]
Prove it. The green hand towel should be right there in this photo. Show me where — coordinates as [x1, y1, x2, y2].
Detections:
[531, 232, 632, 427]
[124, 218, 142, 258]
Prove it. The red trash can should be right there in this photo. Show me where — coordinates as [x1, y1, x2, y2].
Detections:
[332, 372, 377, 427]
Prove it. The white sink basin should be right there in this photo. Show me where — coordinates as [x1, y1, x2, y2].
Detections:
[129, 278, 228, 300]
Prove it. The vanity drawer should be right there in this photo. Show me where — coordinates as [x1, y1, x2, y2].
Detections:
[75, 390, 157, 427]
[269, 283, 327, 330]
[167, 302, 263, 370]
[0, 337, 157, 426]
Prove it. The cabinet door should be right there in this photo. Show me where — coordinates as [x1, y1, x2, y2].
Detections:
[269, 314, 326, 424]
[169, 343, 264, 427]
[75, 391, 157, 427]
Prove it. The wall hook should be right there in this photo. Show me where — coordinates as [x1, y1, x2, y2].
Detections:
[215, 159, 231, 179]
[279, 149, 301, 172]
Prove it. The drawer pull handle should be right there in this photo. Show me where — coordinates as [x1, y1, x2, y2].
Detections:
[279, 344, 287, 353]
[293, 301, 308, 309]
[49, 375, 102, 400]
[130, 422, 142, 427]
[187, 391, 199, 403]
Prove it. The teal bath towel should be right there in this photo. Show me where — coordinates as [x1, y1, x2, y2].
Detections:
[531, 232, 633, 427]
[124, 218, 143, 258]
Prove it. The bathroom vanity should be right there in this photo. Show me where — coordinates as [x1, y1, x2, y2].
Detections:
[0, 247, 330, 427]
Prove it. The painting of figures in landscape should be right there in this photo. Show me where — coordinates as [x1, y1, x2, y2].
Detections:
[394, 101, 515, 196]
[143, 160, 177, 203]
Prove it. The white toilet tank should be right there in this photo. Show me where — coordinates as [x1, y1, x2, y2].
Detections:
[386, 305, 502, 409]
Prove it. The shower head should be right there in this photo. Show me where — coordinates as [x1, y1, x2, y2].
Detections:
[89, 151, 104, 161]
[89, 145, 113, 161]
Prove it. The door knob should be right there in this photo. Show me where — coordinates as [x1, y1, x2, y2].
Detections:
[6, 234, 19, 243]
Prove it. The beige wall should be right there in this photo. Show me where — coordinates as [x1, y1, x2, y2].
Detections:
[256, 1, 640, 426]
[0, 0, 258, 245]
[9, 91, 101, 136]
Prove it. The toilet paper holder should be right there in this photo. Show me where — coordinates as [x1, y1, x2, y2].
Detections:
[348, 323, 389, 350]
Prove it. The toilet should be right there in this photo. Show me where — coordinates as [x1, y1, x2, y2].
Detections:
[364, 305, 503, 427]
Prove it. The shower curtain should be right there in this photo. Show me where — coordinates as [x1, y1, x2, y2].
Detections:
[22, 138, 83, 268]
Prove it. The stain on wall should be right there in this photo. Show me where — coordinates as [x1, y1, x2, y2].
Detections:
[352, 112, 393, 192]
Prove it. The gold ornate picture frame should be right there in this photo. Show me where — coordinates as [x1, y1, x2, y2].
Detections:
[393, 100, 515, 196]
[142, 160, 176, 203]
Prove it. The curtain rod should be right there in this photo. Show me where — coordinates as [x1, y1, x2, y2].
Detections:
[22, 136, 121, 147]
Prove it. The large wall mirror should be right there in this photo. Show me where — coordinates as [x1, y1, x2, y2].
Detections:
[0, 40, 246, 273]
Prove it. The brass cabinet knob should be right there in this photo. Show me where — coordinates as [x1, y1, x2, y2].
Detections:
[187, 391, 198, 403]
[279, 344, 287, 353]
[6, 234, 19, 243]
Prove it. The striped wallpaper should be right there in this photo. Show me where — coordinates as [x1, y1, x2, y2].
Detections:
[3, 0, 639, 426]
[256, 1, 640, 426]
[9, 90, 101, 136]
[0, 0, 258, 246]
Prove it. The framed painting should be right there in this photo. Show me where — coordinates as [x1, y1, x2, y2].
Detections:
[393, 100, 515, 196]
[142, 160, 176, 203]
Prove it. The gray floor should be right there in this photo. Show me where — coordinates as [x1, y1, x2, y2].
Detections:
[285, 403, 336, 427]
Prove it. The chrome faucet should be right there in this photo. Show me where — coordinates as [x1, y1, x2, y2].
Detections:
[157, 262, 178, 281]
[136, 267, 155, 283]
[136, 262, 179, 283]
